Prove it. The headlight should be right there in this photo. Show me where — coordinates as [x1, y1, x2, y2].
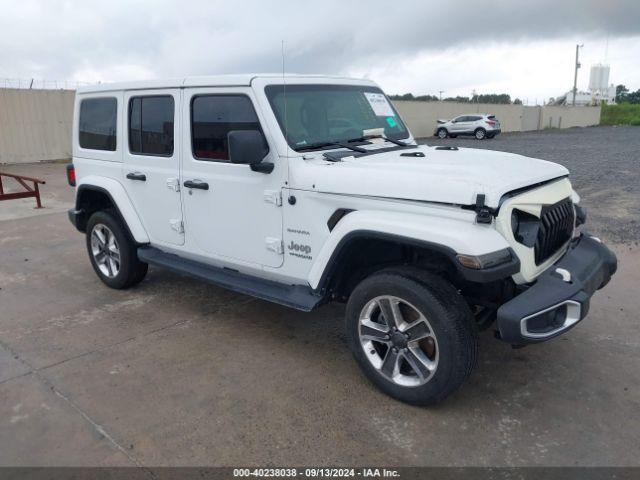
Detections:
[510, 211, 519, 234]
[575, 204, 587, 226]
[511, 209, 540, 248]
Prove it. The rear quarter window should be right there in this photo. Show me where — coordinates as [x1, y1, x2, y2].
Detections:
[79, 98, 117, 151]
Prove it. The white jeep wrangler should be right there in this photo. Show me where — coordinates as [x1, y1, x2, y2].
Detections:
[67, 75, 617, 405]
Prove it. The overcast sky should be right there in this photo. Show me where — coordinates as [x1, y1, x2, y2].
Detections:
[1, 0, 639, 103]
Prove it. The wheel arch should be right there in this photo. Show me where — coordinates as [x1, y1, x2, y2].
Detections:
[313, 230, 461, 300]
[75, 177, 149, 244]
[308, 210, 517, 298]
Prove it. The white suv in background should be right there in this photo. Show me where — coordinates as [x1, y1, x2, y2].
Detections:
[435, 113, 501, 140]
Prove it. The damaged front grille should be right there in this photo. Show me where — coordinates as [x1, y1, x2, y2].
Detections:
[534, 197, 575, 265]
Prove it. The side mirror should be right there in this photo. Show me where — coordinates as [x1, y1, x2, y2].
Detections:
[227, 130, 272, 173]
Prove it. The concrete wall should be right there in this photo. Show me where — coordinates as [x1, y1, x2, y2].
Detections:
[0, 88, 75, 164]
[0, 89, 602, 164]
[392, 100, 601, 138]
[540, 105, 602, 130]
[521, 106, 542, 131]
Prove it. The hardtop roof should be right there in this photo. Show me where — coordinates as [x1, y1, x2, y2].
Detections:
[76, 74, 377, 94]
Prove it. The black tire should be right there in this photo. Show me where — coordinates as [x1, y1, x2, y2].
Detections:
[474, 128, 486, 140]
[85, 210, 148, 289]
[346, 268, 477, 406]
[436, 128, 448, 139]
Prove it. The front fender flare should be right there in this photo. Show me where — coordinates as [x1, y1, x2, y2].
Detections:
[308, 209, 514, 289]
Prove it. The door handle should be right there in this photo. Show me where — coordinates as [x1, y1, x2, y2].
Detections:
[126, 172, 147, 181]
[183, 179, 209, 190]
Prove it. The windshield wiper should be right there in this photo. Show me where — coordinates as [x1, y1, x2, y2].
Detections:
[346, 135, 408, 147]
[296, 141, 367, 154]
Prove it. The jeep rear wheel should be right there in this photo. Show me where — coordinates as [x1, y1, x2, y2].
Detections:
[86, 210, 148, 289]
[345, 269, 477, 405]
[474, 128, 486, 140]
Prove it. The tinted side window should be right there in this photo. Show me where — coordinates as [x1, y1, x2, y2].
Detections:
[455, 116, 467, 122]
[191, 95, 261, 161]
[79, 98, 117, 151]
[129, 96, 174, 156]
[471, 116, 482, 121]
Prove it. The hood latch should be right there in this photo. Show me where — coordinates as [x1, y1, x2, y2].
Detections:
[474, 194, 494, 224]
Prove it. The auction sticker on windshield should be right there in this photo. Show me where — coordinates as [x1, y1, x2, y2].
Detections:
[364, 92, 395, 117]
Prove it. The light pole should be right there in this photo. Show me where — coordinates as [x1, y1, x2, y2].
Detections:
[439, 90, 444, 101]
[572, 44, 584, 106]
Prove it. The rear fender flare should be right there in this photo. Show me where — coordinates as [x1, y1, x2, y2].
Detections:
[76, 176, 149, 243]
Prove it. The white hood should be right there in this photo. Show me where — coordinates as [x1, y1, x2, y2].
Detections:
[289, 145, 569, 208]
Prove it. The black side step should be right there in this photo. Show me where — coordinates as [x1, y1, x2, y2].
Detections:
[137, 247, 323, 312]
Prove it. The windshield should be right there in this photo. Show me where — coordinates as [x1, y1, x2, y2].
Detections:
[265, 84, 409, 151]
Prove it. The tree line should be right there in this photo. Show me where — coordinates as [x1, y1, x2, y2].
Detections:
[389, 92, 521, 104]
[615, 85, 640, 104]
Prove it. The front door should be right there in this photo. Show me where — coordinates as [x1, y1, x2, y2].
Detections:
[122, 89, 183, 246]
[180, 88, 284, 268]
[450, 115, 469, 133]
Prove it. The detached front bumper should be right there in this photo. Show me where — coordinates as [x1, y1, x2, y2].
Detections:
[496, 234, 617, 345]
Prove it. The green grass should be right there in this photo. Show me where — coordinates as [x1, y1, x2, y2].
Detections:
[600, 103, 640, 125]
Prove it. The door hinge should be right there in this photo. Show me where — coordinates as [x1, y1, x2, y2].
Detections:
[170, 219, 184, 234]
[263, 189, 282, 206]
[265, 237, 284, 254]
[166, 177, 180, 192]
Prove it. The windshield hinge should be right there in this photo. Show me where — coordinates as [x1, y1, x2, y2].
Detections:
[264, 189, 282, 206]
[474, 194, 494, 224]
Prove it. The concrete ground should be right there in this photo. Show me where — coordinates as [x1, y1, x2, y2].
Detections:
[1, 128, 639, 467]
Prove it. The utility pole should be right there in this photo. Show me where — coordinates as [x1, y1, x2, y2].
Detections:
[572, 44, 583, 106]
[439, 90, 444, 101]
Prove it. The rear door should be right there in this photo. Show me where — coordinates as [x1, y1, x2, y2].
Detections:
[469, 115, 483, 131]
[122, 89, 184, 246]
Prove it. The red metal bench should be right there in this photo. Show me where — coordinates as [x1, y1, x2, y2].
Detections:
[0, 171, 46, 208]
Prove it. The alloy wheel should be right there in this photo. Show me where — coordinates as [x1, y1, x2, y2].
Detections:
[358, 295, 439, 387]
[90, 223, 121, 278]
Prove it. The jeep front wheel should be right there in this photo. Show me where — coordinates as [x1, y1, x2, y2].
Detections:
[345, 269, 477, 405]
[437, 128, 448, 139]
[86, 210, 148, 289]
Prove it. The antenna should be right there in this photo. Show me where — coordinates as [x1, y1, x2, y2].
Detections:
[281, 40, 288, 161]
